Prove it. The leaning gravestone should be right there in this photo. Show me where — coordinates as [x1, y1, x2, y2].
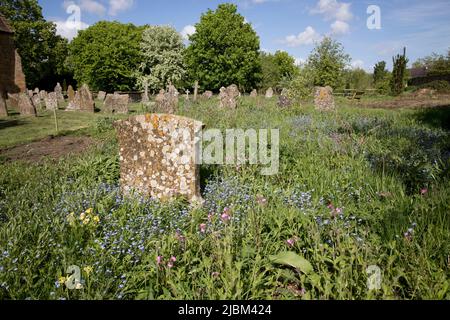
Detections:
[7, 93, 19, 109]
[66, 84, 95, 112]
[67, 85, 75, 102]
[54, 83, 65, 103]
[97, 91, 107, 102]
[277, 88, 292, 108]
[265, 87, 274, 98]
[314, 86, 335, 111]
[32, 94, 42, 110]
[45, 92, 58, 110]
[0, 93, 8, 117]
[202, 91, 213, 99]
[28, 90, 34, 98]
[114, 114, 203, 203]
[18, 93, 37, 116]
[219, 84, 240, 109]
[103, 93, 129, 114]
[250, 89, 258, 98]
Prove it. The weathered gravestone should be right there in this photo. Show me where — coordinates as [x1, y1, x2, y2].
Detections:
[67, 85, 75, 102]
[45, 92, 58, 110]
[0, 93, 8, 117]
[28, 90, 34, 98]
[97, 91, 106, 102]
[277, 88, 292, 108]
[114, 114, 203, 203]
[66, 84, 95, 112]
[219, 84, 240, 109]
[18, 92, 37, 116]
[155, 85, 179, 114]
[39, 90, 48, 101]
[250, 89, 258, 98]
[34, 88, 40, 94]
[54, 83, 65, 103]
[202, 91, 213, 99]
[32, 94, 42, 109]
[103, 93, 129, 114]
[314, 86, 335, 111]
[265, 87, 274, 98]
[7, 93, 18, 109]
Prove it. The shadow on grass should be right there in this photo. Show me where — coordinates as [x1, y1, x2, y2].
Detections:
[0, 119, 27, 130]
[413, 105, 450, 131]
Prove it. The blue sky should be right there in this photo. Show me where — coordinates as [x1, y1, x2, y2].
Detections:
[39, 0, 450, 72]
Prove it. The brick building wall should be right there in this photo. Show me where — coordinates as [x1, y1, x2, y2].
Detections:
[0, 14, 26, 98]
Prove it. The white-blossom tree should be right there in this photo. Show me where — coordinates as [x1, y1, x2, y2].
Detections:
[137, 25, 186, 92]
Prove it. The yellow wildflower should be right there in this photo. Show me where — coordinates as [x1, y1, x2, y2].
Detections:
[93, 216, 100, 224]
[83, 266, 93, 276]
[82, 218, 90, 225]
[80, 212, 86, 221]
[85, 208, 93, 215]
[58, 276, 66, 285]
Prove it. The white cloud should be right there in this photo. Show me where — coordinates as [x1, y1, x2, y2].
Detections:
[109, 0, 134, 16]
[181, 25, 196, 41]
[80, 0, 106, 15]
[311, 0, 353, 22]
[283, 26, 321, 47]
[330, 20, 349, 35]
[351, 59, 364, 69]
[54, 19, 89, 40]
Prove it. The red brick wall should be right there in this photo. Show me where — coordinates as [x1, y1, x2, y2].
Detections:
[0, 32, 26, 96]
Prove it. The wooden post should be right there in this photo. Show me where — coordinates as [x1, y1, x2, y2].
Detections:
[53, 109, 58, 133]
[194, 81, 198, 102]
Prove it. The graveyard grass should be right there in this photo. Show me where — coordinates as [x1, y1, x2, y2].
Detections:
[0, 96, 449, 300]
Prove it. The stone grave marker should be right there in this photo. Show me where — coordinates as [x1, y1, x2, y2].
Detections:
[250, 89, 258, 97]
[277, 88, 292, 108]
[219, 84, 240, 109]
[67, 85, 75, 102]
[6, 93, 19, 109]
[155, 85, 179, 114]
[66, 84, 95, 112]
[114, 114, 203, 203]
[45, 92, 58, 110]
[32, 94, 42, 109]
[103, 93, 129, 114]
[18, 92, 37, 116]
[314, 86, 335, 111]
[202, 91, 213, 99]
[265, 87, 274, 98]
[55, 82, 65, 103]
[0, 93, 8, 117]
[97, 91, 107, 102]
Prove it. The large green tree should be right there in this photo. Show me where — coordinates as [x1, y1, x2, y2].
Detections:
[0, 0, 70, 90]
[68, 21, 146, 92]
[412, 50, 450, 76]
[185, 3, 261, 92]
[260, 51, 298, 90]
[137, 25, 186, 92]
[306, 37, 351, 89]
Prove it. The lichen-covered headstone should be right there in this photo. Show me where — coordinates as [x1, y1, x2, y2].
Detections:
[250, 89, 258, 97]
[277, 88, 292, 108]
[103, 93, 129, 114]
[202, 91, 213, 99]
[114, 114, 203, 203]
[54, 82, 65, 103]
[97, 91, 106, 102]
[34, 88, 40, 94]
[0, 93, 7, 117]
[265, 87, 274, 98]
[18, 93, 37, 116]
[314, 86, 335, 111]
[28, 90, 34, 98]
[45, 92, 58, 110]
[219, 84, 240, 109]
[66, 84, 95, 112]
[67, 85, 75, 102]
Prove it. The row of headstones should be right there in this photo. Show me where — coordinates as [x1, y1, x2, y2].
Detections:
[112, 86, 335, 204]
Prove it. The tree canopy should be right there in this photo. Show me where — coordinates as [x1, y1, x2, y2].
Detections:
[260, 51, 298, 90]
[0, 0, 69, 90]
[68, 21, 146, 92]
[137, 25, 186, 92]
[185, 3, 261, 92]
[307, 37, 351, 89]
